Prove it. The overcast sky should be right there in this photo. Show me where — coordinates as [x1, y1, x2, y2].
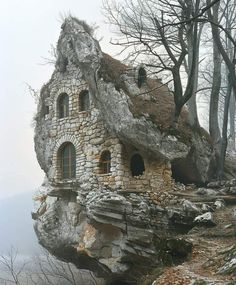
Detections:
[0, 0, 119, 200]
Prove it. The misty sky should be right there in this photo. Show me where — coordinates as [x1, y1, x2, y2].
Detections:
[0, 0, 119, 200]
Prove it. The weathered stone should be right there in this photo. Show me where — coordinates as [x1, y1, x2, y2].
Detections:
[194, 212, 216, 227]
[196, 188, 218, 196]
[201, 203, 214, 213]
[182, 199, 200, 214]
[217, 258, 236, 275]
[214, 199, 225, 209]
[228, 186, 236, 195]
[33, 187, 195, 281]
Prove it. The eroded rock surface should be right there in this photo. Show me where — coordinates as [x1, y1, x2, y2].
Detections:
[33, 185, 194, 282]
[33, 178, 236, 284]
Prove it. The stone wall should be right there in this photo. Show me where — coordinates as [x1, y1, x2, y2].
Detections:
[36, 63, 172, 192]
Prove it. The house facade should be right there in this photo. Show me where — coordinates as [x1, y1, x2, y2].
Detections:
[36, 60, 173, 193]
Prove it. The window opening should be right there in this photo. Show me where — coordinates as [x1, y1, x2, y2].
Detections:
[79, 90, 90, 111]
[130, 153, 145, 176]
[58, 93, 69, 118]
[100, 150, 111, 174]
[137, 67, 147, 88]
[60, 143, 76, 179]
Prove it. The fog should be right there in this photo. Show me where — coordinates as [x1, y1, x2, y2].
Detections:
[0, 0, 118, 201]
[0, 0, 118, 253]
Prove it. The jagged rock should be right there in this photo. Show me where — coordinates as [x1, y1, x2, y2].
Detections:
[217, 258, 236, 275]
[201, 203, 214, 213]
[33, 187, 194, 281]
[214, 199, 225, 209]
[228, 186, 236, 195]
[196, 188, 218, 196]
[218, 187, 228, 195]
[194, 212, 216, 227]
[225, 179, 236, 187]
[182, 199, 200, 214]
[207, 179, 236, 189]
[207, 181, 224, 188]
[216, 245, 236, 276]
[232, 208, 236, 219]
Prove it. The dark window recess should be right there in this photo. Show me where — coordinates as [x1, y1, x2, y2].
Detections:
[137, 67, 147, 88]
[79, 90, 90, 111]
[60, 143, 76, 179]
[45, 106, 49, 115]
[130, 153, 145, 176]
[41, 104, 49, 117]
[100, 150, 111, 174]
[58, 93, 69, 118]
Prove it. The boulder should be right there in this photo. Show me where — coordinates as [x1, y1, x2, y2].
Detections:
[194, 212, 216, 227]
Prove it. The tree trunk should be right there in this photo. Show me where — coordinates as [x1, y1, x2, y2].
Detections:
[209, 40, 222, 163]
[229, 79, 236, 151]
[207, 0, 236, 179]
[218, 76, 232, 179]
[186, 23, 203, 128]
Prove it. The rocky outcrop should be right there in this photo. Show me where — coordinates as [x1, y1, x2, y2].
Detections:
[33, 184, 194, 283]
[33, 178, 236, 284]
[32, 17, 224, 284]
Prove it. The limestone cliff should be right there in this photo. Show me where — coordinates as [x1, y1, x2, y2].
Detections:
[32, 17, 223, 284]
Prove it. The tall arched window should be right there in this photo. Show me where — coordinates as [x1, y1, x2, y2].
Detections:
[100, 150, 111, 174]
[79, 90, 90, 111]
[59, 143, 76, 179]
[130, 153, 145, 176]
[58, 93, 69, 118]
[137, 67, 147, 88]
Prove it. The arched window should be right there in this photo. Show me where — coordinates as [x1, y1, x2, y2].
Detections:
[100, 150, 111, 174]
[58, 93, 69, 118]
[59, 143, 76, 179]
[130, 153, 145, 176]
[137, 67, 147, 88]
[79, 90, 90, 111]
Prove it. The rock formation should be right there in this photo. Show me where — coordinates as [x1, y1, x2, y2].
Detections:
[32, 17, 232, 285]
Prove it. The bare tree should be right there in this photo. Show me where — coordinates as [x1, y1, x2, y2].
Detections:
[0, 248, 103, 285]
[103, 0, 219, 125]
[29, 250, 102, 285]
[104, 0, 236, 178]
[185, 20, 204, 128]
[206, 0, 236, 178]
[0, 247, 28, 285]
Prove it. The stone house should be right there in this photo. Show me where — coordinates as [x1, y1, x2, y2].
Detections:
[37, 61, 172, 193]
[32, 18, 216, 283]
[35, 17, 213, 196]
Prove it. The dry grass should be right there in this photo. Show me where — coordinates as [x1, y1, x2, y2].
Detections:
[98, 53, 209, 145]
[98, 53, 129, 91]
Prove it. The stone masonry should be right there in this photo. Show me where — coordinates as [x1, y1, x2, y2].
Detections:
[36, 61, 172, 193]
